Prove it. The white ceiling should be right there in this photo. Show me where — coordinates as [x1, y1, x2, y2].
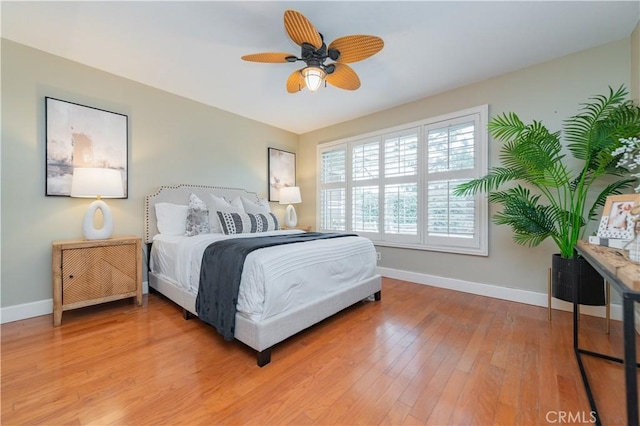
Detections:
[2, 1, 639, 134]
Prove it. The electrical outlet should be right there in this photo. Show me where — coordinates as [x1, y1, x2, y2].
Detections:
[376, 252, 381, 261]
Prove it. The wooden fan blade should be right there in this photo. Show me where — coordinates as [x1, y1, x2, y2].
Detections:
[328, 35, 384, 63]
[286, 69, 305, 93]
[241, 52, 296, 63]
[325, 63, 361, 91]
[284, 10, 322, 49]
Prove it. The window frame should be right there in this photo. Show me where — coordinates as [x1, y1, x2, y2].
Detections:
[316, 105, 488, 256]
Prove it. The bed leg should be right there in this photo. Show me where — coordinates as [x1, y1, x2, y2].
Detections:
[257, 348, 272, 367]
[374, 290, 381, 301]
[183, 309, 192, 320]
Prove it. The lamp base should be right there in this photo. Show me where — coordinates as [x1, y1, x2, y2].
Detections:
[82, 199, 114, 240]
[284, 204, 298, 228]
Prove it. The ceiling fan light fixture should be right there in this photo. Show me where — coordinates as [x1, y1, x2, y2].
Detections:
[301, 66, 326, 92]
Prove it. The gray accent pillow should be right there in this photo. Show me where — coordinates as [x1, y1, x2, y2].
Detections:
[185, 193, 210, 236]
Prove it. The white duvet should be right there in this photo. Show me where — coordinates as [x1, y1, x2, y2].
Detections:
[150, 230, 376, 322]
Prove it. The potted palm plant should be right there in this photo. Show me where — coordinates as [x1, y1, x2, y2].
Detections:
[454, 85, 640, 304]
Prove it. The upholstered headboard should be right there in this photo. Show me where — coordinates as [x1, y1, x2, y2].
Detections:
[143, 184, 261, 243]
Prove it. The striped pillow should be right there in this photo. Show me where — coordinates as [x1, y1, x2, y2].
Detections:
[217, 211, 280, 235]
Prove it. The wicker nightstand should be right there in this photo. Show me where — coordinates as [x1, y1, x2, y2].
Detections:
[52, 236, 142, 326]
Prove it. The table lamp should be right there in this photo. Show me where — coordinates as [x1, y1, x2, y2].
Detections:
[279, 186, 302, 228]
[70, 167, 124, 240]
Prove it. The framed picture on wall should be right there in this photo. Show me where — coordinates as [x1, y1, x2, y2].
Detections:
[45, 97, 128, 197]
[268, 147, 295, 202]
[596, 194, 640, 240]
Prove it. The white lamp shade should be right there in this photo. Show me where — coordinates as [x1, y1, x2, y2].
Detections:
[301, 67, 326, 92]
[70, 167, 124, 198]
[279, 186, 301, 204]
[70, 168, 123, 240]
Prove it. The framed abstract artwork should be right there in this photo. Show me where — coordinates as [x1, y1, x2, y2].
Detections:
[268, 147, 295, 202]
[45, 97, 128, 197]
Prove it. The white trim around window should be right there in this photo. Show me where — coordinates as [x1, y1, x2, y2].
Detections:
[317, 105, 489, 256]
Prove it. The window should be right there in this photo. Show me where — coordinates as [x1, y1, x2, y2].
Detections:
[317, 105, 488, 255]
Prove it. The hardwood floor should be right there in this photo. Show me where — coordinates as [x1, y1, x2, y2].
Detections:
[1, 277, 636, 425]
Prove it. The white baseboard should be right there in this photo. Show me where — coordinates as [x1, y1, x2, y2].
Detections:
[0, 273, 624, 325]
[0, 281, 150, 324]
[376, 266, 622, 322]
[0, 299, 54, 324]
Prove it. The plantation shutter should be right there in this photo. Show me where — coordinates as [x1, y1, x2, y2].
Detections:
[383, 130, 419, 240]
[319, 145, 347, 231]
[351, 139, 380, 234]
[425, 116, 481, 248]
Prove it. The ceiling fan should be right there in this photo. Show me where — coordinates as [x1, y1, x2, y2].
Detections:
[241, 10, 384, 93]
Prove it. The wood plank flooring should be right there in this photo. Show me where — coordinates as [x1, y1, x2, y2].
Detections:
[1, 277, 637, 425]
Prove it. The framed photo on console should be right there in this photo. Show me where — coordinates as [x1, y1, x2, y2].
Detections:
[596, 194, 640, 240]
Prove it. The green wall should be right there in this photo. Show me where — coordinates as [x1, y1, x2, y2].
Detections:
[1, 39, 298, 309]
[2, 26, 638, 319]
[298, 38, 633, 296]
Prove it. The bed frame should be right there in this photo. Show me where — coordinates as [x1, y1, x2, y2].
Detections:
[144, 184, 382, 366]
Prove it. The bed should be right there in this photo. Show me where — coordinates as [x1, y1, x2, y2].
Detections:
[144, 184, 382, 366]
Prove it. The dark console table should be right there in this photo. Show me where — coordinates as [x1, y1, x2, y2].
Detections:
[574, 241, 640, 426]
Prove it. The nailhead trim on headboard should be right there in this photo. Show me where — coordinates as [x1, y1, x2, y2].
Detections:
[143, 184, 262, 244]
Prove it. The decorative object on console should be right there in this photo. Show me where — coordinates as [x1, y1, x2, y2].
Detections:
[624, 205, 640, 263]
[45, 97, 128, 197]
[70, 167, 124, 240]
[612, 136, 640, 193]
[268, 147, 296, 201]
[279, 186, 302, 228]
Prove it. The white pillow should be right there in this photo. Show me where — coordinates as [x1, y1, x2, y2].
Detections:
[207, 194, 244, 233]
[155, 203, 188, 235]
[240, 196, 271, 214]
[229, 196, 245, 212]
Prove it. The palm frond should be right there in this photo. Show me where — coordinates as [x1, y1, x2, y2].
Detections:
[493, 119, 572, 189]
[487, 112, 526, 141]
[605, 102, 640, 142]
[453, 167, 523, 197]
[488, 186, 562, 248]
[565, 85, 629, 161]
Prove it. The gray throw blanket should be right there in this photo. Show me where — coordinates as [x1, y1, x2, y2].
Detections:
[195, 232, 357, 340]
